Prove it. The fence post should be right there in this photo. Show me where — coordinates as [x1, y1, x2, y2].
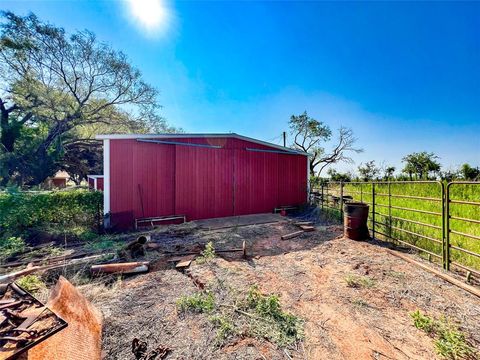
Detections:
[360, 183, 363, 202]
[340, 182, 344, 218]
[321, 184, 324, 210]
[444, 183, 450, 271]
[388, 182, 392, 241]
[372, 183, 375, 239]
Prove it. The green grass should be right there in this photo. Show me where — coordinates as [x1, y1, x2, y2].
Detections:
[323, 182, 480, 274]
[176, 291, 216, 313]
[410, 310, 477, 359]
[344, 274, 376, 288]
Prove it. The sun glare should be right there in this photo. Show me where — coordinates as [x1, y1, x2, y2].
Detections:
[125, 0, 172, 37]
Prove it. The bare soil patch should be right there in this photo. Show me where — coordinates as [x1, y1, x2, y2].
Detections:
[73, 218, 480, 359]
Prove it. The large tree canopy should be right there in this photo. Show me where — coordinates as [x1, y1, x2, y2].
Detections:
[289, 111, 362, 176]
[402, 152, 441, 180]
[0, 12, 176, 186]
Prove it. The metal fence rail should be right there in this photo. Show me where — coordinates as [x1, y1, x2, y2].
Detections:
[313, 181, 480, 281]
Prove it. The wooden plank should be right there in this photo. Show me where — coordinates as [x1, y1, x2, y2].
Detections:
[295, 221, 313, 226]
[300, 225, 315, 232]
[281, 231, 304, 240]
[167, 254, 196, 263]
[176, 258, 193, 268]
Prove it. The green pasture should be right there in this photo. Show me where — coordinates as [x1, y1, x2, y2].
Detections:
[322, 182, 480, 275]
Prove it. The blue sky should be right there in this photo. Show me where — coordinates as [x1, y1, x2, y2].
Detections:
[2, 0, 479, 174]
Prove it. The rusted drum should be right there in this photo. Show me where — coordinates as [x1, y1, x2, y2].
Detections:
[343, 201, 370, 240]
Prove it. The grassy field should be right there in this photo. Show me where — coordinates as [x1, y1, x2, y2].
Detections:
[320, 181, 480, 276]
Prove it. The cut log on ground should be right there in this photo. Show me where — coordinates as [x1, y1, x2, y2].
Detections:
[91, 262, 149, 275]
[281, 231, 304, 240]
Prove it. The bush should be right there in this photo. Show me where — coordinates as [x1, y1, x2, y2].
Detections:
[0, 236, 25, 261]
[0, 189, 103, 240]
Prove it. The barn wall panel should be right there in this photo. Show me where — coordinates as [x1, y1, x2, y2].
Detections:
[110, 139, 135, 228]
[108, 137, 307, 229]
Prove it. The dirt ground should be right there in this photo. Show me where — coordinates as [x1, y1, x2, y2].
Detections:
[78, 214, 480, 360]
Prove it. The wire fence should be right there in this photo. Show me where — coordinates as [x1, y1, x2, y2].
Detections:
[313, 181, 480, 281]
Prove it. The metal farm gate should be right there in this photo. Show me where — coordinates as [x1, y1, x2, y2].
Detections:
[315, 181, 480, 281]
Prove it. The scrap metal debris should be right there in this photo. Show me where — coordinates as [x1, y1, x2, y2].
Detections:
[132, 338, 171, 360]
[0, 282, 67, 360]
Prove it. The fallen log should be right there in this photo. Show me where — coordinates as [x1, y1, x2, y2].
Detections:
[0, 253, 114, 284]
[90, 262, 149, 275]
[281, 231, 304, 240]
[386, 249, 480, 298]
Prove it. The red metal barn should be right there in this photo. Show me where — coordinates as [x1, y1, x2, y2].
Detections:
[96, 134, 309, 229]
[87, 175, 104, 191]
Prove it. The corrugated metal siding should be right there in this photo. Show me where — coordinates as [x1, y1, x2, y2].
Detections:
[109, 137, 307, 229]
[97, 177, 104, 191]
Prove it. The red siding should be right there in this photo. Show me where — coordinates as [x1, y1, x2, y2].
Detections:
[97, 177, 104, 191]
[108, 137, 307, 229]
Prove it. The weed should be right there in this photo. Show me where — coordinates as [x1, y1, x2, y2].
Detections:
[16, 275, 46, 293]
[410, 310, 477, 359]
[352, 298, 369, 307]
[209, 315, 236, 342]
[344, 274, 375, 288]
[197, 241, 216, 264]
[0, 236, 25, 261]
[176, 291, 216, 313]
[411, 310, 437, 334]
[244, 285, 304, 346]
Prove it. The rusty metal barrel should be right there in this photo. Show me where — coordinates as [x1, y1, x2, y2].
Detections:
[343, 201, 370, 240]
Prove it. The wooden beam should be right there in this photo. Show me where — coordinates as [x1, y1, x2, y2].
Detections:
[281, 231, 304, 240]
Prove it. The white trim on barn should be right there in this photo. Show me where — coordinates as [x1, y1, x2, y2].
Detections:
[103, 139, 110, 219]
[95, 133, 309, 156]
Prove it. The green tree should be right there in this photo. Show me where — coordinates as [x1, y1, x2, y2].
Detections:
[383, 166, 396, 181]
[358, 160, 379, 182]
[327, 168, 352, 182]
[289, 111, 362, 176]
[401, 152, 441, 180]
[0, 12, 176, 186]
[459, 163, 480, 181]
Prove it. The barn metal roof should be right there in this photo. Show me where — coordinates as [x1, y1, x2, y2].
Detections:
[95, 133, 308, 156]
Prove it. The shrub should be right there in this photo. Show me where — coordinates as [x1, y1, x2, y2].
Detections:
[0, 189, 102, 240]
[0, 236, 25, 261]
